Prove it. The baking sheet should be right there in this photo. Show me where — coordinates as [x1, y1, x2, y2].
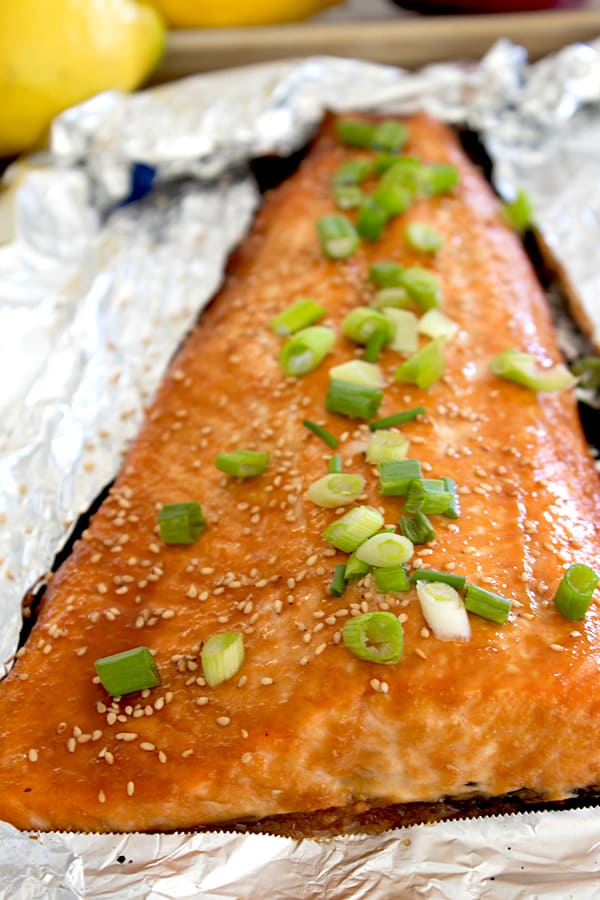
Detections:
[2, 36, 600, 900]
[154, 10, 600, 80]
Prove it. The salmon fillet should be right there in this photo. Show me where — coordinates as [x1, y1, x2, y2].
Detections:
[1, 114, 599, 834]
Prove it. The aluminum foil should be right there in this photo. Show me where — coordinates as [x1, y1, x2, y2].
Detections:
[2, 36, 600, 899]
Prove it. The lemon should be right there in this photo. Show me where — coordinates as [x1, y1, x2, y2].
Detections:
[0, 0, 166, 157]
[148, 0, 342, 27]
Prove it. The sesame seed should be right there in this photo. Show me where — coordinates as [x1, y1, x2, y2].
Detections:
[98, 790, 106, 804]
[106, 712, 117, 726]
[154, 697, 165, 711]
[182, 749, 194, 758]
[260, 677, 274, 686]
[115, 732, 138, 742]
[241, 752, 253, 764]
[140, 742, 156, 751]
[237, 675, 248, 688]
[158, 751, 167, 764]
[420, 627, 430, 639]
[415, 648, 428, 660]
[27, 748, 38, 762]
[195, 696, 209, 706]
[104, 751, 114, 765]
[550, 643, 567, 652]
[127, 781, 135, 797]
[67, 738, 76, 753]
[314, 642, 327, 656]
[216, 716, 231, 726]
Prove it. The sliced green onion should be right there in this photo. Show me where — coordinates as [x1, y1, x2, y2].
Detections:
[368, 260, 404, 287]
[302, 419, 339, 449]
[342, 307, 394, 345]
[418, 308, 458, 341]
[356, 198, 388, 242]
[370, 406, 426, 431]
[373, 565, 410, 593]
[382, 308, 418, 355]
[374, 152, 402, 174]
[356, 532, 414, 567]
[326, 379, 383, 419]
[366, 430, 409, 464]
[329, 563, 347, 597]
[215, 449, 269, 478]
[201, 631, 245, 688]
[399, 267, 443, 311]
[373, 182, 412, 217]
[378, 458, 422, 496]
[333, 184, 365, 210]
[503, 188, 534, 233]
[269, 298, 326, 336]
[371, 287, 411, 310]
[157, 502, 206, 545]
[399, 511, 436, 544]
[333, 159, 373, 186]
[323, 505, 384, 552]
[336, 118, 376, 148]
[345, 550, 370, 580]
[410, 569, 467, 591]
[279, 325, 335, 376]
[307, 472, 365, 508]
[394, 339, 446, 390]
[372, 119, 409, 153]
[464, 583, 511, 625]
[553, 564, 599, 621]
[95, 646, 160, 697]
[316, 215, 360, 260]
[364, 328, 389, 363]
[441, 476, 460, 520]
[490, 348, 576, 392]
[404, 221, 444, 254]
[380, 156, 423, 194]
[421, 163, 459, 195]
[416, 580, 471, 642]
[328, 453, 343, 473]
[342, 611, 404, 664]
[329, 359, 384, 388]
[404, 478, 453, 515]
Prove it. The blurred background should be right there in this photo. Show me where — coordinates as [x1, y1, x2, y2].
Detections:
[1, 0, 600, 165]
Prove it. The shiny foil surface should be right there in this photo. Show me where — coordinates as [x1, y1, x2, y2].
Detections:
[1, 37, 600, 898]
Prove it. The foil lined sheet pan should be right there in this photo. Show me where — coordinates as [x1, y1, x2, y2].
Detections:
[1, 36, 600, 899]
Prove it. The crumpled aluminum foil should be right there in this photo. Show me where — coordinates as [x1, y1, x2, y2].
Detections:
[2, 36, 600, 899]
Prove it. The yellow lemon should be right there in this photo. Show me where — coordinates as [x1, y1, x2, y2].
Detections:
[148, 0, 342, 27]
[0, 0, 166, 156]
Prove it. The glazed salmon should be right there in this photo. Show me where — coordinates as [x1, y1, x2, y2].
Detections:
[0, 114, 599, 834]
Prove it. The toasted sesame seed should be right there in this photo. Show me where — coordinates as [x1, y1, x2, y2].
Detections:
[216, 716, 231, 726]
[127, 781, 135, 797]
[104, 751, 114, 765]
[182, 749, 194, 758]
[260, 677, 274, 686]
[98, 790, 106, 804]
[550, 643, 567, 652]
[314, 642, 327, 656]
[415, 648, 428, 660]
[241, 752, 253, 764]
[66, 737, 76, 753]
[158, 750, 167, 764]
[115, 732, 138, 742]
[27, 748, 38, 762]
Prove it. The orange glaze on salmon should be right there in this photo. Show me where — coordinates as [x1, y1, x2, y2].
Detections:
[0, 114, 599, 834]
